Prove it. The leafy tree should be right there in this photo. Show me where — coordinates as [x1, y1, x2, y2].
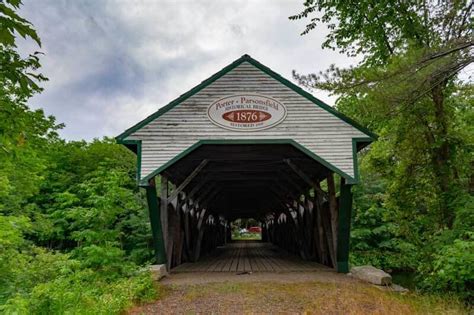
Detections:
[291, 0, 473, 298]
[0, 0, 61, 213]
[0, 2, 156, 313]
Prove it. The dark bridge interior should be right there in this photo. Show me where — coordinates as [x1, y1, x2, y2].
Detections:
[163, 144, 331, 220]
[146, 143, 356, 272]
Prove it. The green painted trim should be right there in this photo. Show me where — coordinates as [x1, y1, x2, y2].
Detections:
[115, 54, 378, 141]
[118, 139, 142, 183]
[145, 185, 167, 264]
[138, 139, 358, 186]
[351, 137, 373, 182]
[337, 181, 353, 273]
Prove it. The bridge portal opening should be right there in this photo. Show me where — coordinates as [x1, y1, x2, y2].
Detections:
[143, 143, 358, 273]
[231, 218, 262, 241]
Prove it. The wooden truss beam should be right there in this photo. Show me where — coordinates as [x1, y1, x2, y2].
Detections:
[168, 159, 209, 202]
[284, 159, 327, 196]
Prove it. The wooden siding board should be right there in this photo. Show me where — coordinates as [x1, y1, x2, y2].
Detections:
[127, 62, 367, 180]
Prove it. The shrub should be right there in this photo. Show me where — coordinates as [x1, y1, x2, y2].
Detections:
[0, 214, 156, 314]
[2, 269, 156, 314]
[418, 232, 474, 302]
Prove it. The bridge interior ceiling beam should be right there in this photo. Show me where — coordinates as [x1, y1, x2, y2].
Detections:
[162, 144, 331, 219]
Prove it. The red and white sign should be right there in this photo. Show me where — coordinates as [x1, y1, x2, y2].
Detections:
[207, 94, 287, 131]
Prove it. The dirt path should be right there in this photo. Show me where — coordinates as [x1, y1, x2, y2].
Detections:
[129, 271, 467, 314]
[161, 270, 356, 285]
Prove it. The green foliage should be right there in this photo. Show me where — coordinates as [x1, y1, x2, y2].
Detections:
[350, 170, 418, 271]
[1, 254, 156, 314]
[0, 139, 156, 313]
[0, 2, 156, 313]
[1, 0, 44, 95]
[290, 0, 472, 65]
[292, 0, 473, 301]
[418, 233, 473, 301]
[0, 211, 156, 314]
[1, 0, 59, 214]
[2, 269, 155, 315]
[0, 140, 156, 313]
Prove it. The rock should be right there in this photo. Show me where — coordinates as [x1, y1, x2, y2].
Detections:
[351, 265, 392, 286]
[149, 264, 168, 281]
[390, 283, 409, 293]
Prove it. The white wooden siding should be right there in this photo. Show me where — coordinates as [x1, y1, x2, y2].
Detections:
[126, 62, 367, 179]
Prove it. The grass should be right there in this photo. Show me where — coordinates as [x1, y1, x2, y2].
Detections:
[171, 281, 468, 314]
[232, 232, 262, 241]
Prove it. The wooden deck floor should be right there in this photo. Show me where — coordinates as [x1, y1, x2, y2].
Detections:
[172, 242, 329, 273]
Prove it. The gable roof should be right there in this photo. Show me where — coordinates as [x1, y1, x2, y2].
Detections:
[116, 54, 377, 141]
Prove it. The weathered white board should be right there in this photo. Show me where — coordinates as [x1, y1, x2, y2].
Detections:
[123, 60, 370, 181]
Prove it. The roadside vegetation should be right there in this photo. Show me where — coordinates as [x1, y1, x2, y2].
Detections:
[231, 218, 262, 240]
[0, 0, 472, 314]
[232, 233, 262, 241]
[291, 0, 473, 303]
[0, 1, 156, 313]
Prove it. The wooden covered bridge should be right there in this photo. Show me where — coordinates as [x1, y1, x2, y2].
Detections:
[116, 55, 375, 274]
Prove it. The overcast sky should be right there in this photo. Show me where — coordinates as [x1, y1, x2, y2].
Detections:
[18, 0, 359, 141]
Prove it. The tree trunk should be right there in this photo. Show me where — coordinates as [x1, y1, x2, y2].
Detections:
[431, 83, 454, 228]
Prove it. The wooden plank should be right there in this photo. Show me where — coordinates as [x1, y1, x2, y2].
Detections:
[194, 183, 216, 205]
[172, 261, 193, 272]
[188, 254, 207, 271]
[242, 243, 252, 272]
[183, 206, 191, 261]
[206, 252, 223, 272]
[327, 173, 338, 260]
[160, 175, 169, 261]
[229, 243, 241, 272]
[224, 245, 236, 272]
[321, 201, 337, 268]
[215, 247, 231, 272]
[257, 244, 274, 271]
[248, 244, 262, 272]
[192, 209, 208, 262]
[218, 245, 235, 272]
[223, 246, 238, 272]
[259, 245, 275, 271]
[284, 159, 327, 198]
[171, 241, 334, 273]
[274, 247, 293, 271]
[236, 243, 247, 272]
[314, 183, 327, 265]
[186, 177, 209, 201]
[262, 244, 284, 271]
[277, 246, 300, 271]
[201, 188, 222, 208]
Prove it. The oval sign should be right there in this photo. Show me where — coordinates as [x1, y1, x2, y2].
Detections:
[207, 95, 287, 131]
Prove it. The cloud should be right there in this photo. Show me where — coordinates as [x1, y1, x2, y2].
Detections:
[18, 0, 359, 140]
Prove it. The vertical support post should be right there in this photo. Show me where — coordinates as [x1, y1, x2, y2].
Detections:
[327, 173, 338, 259]
[223, 220, 227, 244]
[337, 178, 353, 273]
[160, 175, 170, 268]
[145, 178, 167, 264]
[261, 222, 268, 242]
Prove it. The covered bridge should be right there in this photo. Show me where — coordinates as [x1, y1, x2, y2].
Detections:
[116, 55, 375, 273]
